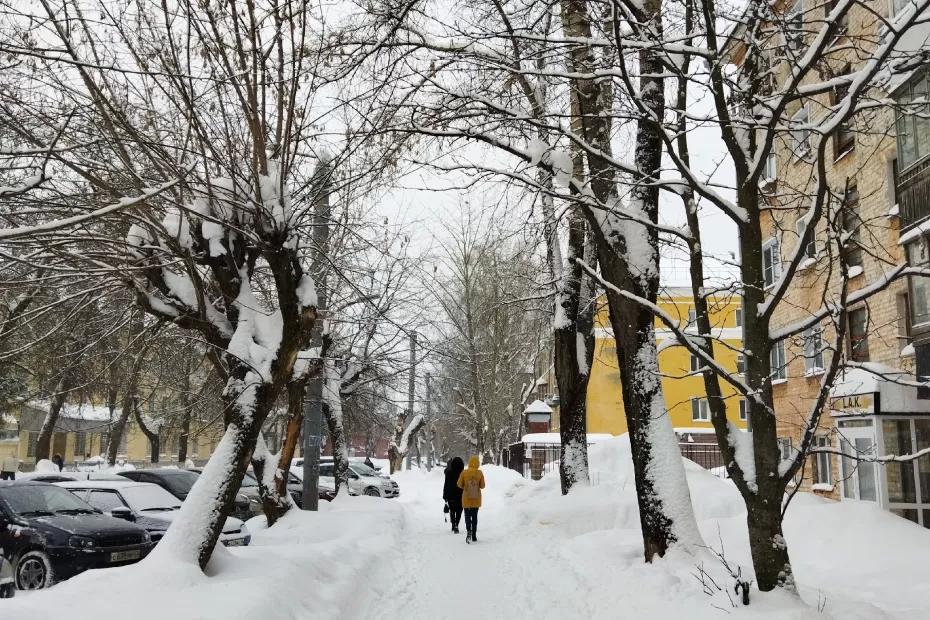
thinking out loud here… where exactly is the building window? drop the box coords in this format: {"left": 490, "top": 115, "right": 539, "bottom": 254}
{"left": 778, "top": 437, "right": 793, "bottom": 461}
{"left": 690, "top": 354, "right": 706, "bottom": 373}
{"left": 791, "top": 106, "right": 812, "bottom": 158}
{"left": 795, "top": 215, "right": 817, "bottom": 260}
{"left": 735, "top": 307, "right": 743, "bottom": 328}
{"left": 739, "top": 399, "right": 748, "bottom": 421}
{"left": 804, "top": 326, "right": 825, "bottom": 372}
{"left": 687, "top": 307, "right": 697, "bottom": 324}
{"left": 895, "top": 72, "right": 930, "bottom": 171}
{"left": 848, "top": 307, "right": 870, "bottom": 362}
{"left": 762, "top": 237, "right": 781, "bottom": 288}
{"left": 907, "top": 240, "right": 930, "bottom": 327}
{"left": 762, "top": 151, "right": 777, "bottom": 185}
{"left": 814, "top": 435, "right": 832, "bottom": 485}
{"left": 832, "top": 68, "right": 855, "bottom": 157}
{"left": 784, "top": 0, "right": 805, "bottom": 53}
{"left": 892, "top": 0, "right": 909, "bottom": 15}
{"left": 771, "top": 340, "right": 787, "bottom": 381}
{"left": 842, "top": 186, "right": 862, "bottom": 268}
{"left": 691, "top": 398, "right": 710, "bottom": 421}
{"left": 737, "top": 354, "right": 746, "bottom": 375}
{"left": 26, "top": 431, "right": 38, "bottom": 458}
{"left": 74, "top": 432, "right": 86, "bottom": 457}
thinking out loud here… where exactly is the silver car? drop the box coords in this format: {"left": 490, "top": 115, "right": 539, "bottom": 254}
{"left": 58, "top": 481, "right": 251, "bottom": 546}
{"left": 319, "top": 462, "right": 399, "bottom": 498}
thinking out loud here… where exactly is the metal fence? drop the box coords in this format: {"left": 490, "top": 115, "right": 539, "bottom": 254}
{"left": 679, "top": 442, "right": 728, "bottom": 478}
{"left": 505, "top": 440, "right": 729, "bottom": 480}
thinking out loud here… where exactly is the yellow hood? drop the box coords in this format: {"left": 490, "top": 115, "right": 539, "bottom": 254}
{"left": 468, "top": 456, "right": 480, "bottom": 469}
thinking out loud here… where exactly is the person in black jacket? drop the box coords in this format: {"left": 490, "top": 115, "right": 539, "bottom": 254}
{"left": 443, "top": 457, "right": 464, "bottom": 533}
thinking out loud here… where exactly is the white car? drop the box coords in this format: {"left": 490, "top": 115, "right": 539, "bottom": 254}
{"left": 57, "top": 481, "right": 250, "bottom": 546}
{"left": 318, "top": 462, "right": 399, "bottom": 498}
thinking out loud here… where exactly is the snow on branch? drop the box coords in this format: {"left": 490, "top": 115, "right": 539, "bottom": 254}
{"left": 395, "top": 414, "right": 425, "bottom": 454}
{"left": 0, "top": 177, "right": 184, "bottom": 240}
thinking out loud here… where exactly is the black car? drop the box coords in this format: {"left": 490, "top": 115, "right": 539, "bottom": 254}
{"left": 118, "top": 469, "right": 253, "bottom": 521}
{"left": 0, "top": 481, "right": 153, "bottom": 590}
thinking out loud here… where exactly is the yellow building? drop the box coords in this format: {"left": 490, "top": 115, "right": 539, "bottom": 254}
{"left": 1, "top": 401, "right": 227, "bottom": 470}
{"left": 552, "top": 288, "right": 747, "bottom": 437}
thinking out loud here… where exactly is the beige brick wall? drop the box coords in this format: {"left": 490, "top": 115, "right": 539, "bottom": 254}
{"left": 757, "top": 0, "right": 912, "bottom": 498}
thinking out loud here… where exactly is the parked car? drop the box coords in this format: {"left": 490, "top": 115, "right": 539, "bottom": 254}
{"left": 58, "top": 481, "right": 250, "bottom": 547}
{"left": 238, "top": 469, "right": 305, "bottom": 513}
{"left": 0, "top": 481, "right": 153, "bottom": 590}
{"left": 0, "top": 545, "right": 12, "bottom": 598}
{"left": 118, "top": 468, "right": 253, "bottom": 522}
{"left": 20, "top": 472, "right": 127, "bottom": 483}
{"left": 319, "top": 462, "right": 399, "bottom": 498}
{"left": 287, "top": 467, "right": 337, "bottom": 502}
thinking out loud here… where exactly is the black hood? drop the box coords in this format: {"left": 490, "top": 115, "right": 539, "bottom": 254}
{"left": 21, "top": 513, "right": 147, "bottom": 544}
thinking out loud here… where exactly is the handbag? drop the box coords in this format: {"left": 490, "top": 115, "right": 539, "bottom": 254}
{"left": 443, "top": 502, "right": 449, "bottom": 514}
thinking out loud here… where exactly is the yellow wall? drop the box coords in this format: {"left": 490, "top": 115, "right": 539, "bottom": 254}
{"left": 585, "top": 293, "right": 748, "bottom": 435}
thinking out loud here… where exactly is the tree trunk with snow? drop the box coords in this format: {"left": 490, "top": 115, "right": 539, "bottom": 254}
{"left": 390, "top": 413, "right": 424, "bottom": 472}
{"left": 276, "top": 377, "right": 307, "bottom": 498}
{"left": 558, "top": 0, "right": 702, "bottom": 559}
{"left": 554, "top": 210, "right": 596, "bottom": 494}
{"left": 322, "top": 360, "right": 350, "bottom": 494}
{"left": 131, "top": 397, "right": 160, "bottom": 464}
{"left": 252, "top": 434, "right": 289, "bottom": 525}
{"left": 35, "top": 373, "right": 72, "bottom": 462}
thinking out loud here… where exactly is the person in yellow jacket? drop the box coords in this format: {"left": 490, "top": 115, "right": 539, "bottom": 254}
{"left": 457, "top": 456, "right": 485, "bottom": 543}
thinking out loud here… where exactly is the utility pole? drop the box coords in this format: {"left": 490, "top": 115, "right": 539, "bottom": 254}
{"left": 302, "top": 159, "right": 331, "bottom": 511}
{"left": 405, "top": 333, "right": 416, "bottom": 470}
{"left": 425, "top": 372, "right": 433, "bottom": 471}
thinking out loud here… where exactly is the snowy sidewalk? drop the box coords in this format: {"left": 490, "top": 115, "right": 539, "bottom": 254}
{"left": 349, "top": 468, "right": 598, "bottom": 619}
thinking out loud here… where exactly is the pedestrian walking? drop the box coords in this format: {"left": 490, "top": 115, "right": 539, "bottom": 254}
{"left": 457, "top": 455, "right": 485, "bottom": 543}
{"left": 52, "top": 453, "right": 64, "bottom": 471}
{"left": 0, "top": 454, "right": 18, "bottom": 480}
{"left": 442, "top": 457, "right": 464, "bottom": 533}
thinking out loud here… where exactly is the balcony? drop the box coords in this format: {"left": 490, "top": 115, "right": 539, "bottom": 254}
{"left": 899, "top": 156, "right": 930, "bottom": 232}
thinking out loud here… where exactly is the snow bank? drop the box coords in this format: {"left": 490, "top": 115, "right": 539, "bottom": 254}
{"left": 14, "top": 436, "right": 930, "bottom": 619}
{"left": 5, "top": 497, "right": 404, "bottom": 620}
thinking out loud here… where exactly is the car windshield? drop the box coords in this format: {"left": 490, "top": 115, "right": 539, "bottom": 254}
{"left": 120, "top": 485, "right": 181, "bottom": 512}
{"left": 159, "top": 470, "right": 201, "bottom": 495}
{"left": 1, "top": 485, "right": 95, "bottom": 516}
{"left": 350, "top": 464, "right": 378, "bottom": 477}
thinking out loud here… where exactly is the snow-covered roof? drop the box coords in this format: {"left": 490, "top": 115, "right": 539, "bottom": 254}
{"left": 28, "top": 400, "right": 117, "bottom": 422}
{"left": 524, "top": 400, "right": 552, "bottom": 414}
{"left": 520, "top": 433, "right": 613, "bottom": 445}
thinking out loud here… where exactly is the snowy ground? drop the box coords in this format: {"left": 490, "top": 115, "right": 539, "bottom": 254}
{"left": 6, "top": 437, "right": 930, "bottom": 619}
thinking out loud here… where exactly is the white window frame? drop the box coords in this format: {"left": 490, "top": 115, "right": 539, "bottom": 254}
{"left": 737, "top": 353, "right": 746, "bottom": 375}
{"left": 690, "top": 353, "right": 706, "bottom": 373}
{"left": 778, "top": 437, "right": 793, "bottom": 461}
{"left": 735, "top": 307, "right": 743, "bottom": 328}
{"left": 739, "top": 399, "right": 748, "bottom": 421}
{"left": 688, "top": 307, "right": 697, "bottom": 324}
{"left": 791, "top": 105, "right": 812, "bottom": 159}
{"left": 691, "top": 398, "right": 710, "bottom": 421}
{"left": 763, "top": 237, "right": 782, "bottom": 288}
{"left": 814, "top": 435, "right": 832, "bottom": 484}
{"left": 804, "top": 326, "right": 825, "bottom": 373}
{"left": 795, "top": 215, "right": 817, "bottom": 260}
{"left": 771, "top": 340, "right": 787, "bottom": 381}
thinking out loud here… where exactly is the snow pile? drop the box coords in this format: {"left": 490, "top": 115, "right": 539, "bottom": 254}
{"left": 34, "top": 459, "right": 59, "bottom": 473}
{"left": 5, "top": 496, "right": 404, "bottom": 620}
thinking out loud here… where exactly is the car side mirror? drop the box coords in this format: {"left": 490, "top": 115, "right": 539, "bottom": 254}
{"left": 110, "top": 507, "right": 134, "bottom": 522}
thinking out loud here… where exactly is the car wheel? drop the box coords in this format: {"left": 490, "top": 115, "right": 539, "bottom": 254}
{"left": 364, "top": 487, "right": 381, "bottom": 497}
{"left": 15, "top": 551, "right": 53, "bottom": 590}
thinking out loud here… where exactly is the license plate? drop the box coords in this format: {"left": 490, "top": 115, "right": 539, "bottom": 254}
{"left": 224, "top": 537, "right": 246, "bottom": 547}
{"left": 110, "top": 549, "right": 141, "bottom": 563}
